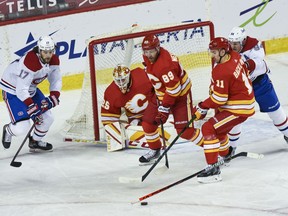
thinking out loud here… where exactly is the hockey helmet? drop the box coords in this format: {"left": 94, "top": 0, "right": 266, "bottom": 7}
{"left": 113, "top": 64, "right": 131, "bottom": 92}
{"left": 209, "top": 37, "right": 231, "bottom": 53}
{"left": 142, "top": 34, "right": 160, "bottom": 50}
{"left": 228, "top": 27, "right": 247, "bottom": 44}
{"left": 38, "top": 36, "right": 55, "bottom": 51}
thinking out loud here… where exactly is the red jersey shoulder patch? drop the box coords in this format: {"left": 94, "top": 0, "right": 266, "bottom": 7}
{"left": 242, "top": 36, "right": 259, "bottom": 52}
{"left": 23, "top": 51, "right": 42, "bottom": 72}
{"left": 49, "top": 55, "right": 60, "bottom": 66}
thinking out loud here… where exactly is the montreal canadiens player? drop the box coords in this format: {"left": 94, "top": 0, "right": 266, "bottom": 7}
{"left": 228, "top": 27, "right": 288, "bottom": 151}
{"left": 1, "top": 35, "right": 62, "bottom": 152}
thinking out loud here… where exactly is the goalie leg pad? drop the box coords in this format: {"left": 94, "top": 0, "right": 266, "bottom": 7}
{"left": 105, "top": 122, "right": 126, "bottom": 152}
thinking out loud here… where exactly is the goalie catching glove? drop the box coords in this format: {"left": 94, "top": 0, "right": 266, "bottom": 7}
{"left": 41, "top": 91, "right": 60, "bottom": 111}
{"left": 193, "top": 102, "right": 208, "bottom": 121}
{"left": 154, "top": 105, "right": 170, "bottom": 125}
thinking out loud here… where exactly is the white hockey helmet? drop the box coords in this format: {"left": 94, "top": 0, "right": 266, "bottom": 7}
{"left": 228, "top": 27, "right": 247, "bottom": 44}
{"left": 113, "top": 64, "right": 131, "bottom": 92}
{"left": 37, "top": 36, "right": 55, "bottom": 51}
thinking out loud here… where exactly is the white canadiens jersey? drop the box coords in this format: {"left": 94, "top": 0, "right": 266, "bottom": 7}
{"left": 0, "top": 50, "right": 61, "bottom": 101}
{"left": 240, "top": 36, "right": 270, "bottom": 82}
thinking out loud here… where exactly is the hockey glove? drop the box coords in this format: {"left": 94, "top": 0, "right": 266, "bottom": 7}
{"left": 193, "top": 103, "right": 208, "bottom": 121}
{"left": 41, "top": 91, "right": 60, "bottom": 111}
{"left": 27, "top": 103, "right": 43, "bottom": 125}
{"left": 154, "top": 105, "right": 170, "bottom": 125}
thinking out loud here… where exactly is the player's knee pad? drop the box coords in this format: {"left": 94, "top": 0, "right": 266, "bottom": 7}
{"left": 202, "top": 121, "right": 217, "bottom": 141}
{"left": 142, "top": 121, "right": 158, "bottom": 133}
{"left": 176, "top": 127, "right": 194, "bottom": 140}
{"left": 41, "top": 110, "right": 54, "bottom": 129}
{"left": 176, "top": 127, "right": 203, "bottom": 146}
{"left": 10, "top": 120, "right": 31, "bottom": 136}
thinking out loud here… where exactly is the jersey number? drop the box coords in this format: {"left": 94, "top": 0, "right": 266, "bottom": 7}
{"left": 162, "top": 71, "right": 174, "bottom": 83}
{"left": 215, "top": 73, "right": 252, "bottom": 94}
{"left": 242, "top": 72, "right": 253, "bottom": 94}
{"left": 102, "top": 100, "right": 110, "bottom": 110}
{"left": 19, "top": 70, "right": 29, "bottom": 79}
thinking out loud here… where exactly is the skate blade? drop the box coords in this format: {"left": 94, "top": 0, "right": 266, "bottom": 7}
{"left": 29, "top": 148, "right": 53, "bottom": 153}
{"left": 138, "top": 158, "right": 157, "bottom": 166}
{"left": 197, "top": 174, "right": 222, "bottom": 184}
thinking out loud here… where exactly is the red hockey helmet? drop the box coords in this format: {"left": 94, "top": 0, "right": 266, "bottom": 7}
{"left": 142, "top": 34, "right": 160, "bottom": 50}
{"left": 209, "top": 37, "right": 230, "bottom": 53}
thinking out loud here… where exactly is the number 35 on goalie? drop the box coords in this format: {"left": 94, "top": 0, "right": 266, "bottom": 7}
{"left": 104, "top": 122, "right": 171, "bottom": 152}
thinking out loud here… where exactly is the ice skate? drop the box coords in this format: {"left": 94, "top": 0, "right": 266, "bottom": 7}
{"left": 2, "top": 124, "right": 12, "bottom": 149}
{"left": 197, "top": 165, "right": 222, "bottom": 183}
{"left": 139, "top": 148, "right": 160, "bottom": 166}
{"left": 284, "top": 136, "right": 288, "bottom": 144}
{"left": 222, "top": 146, "right": 236, "bottom": 163}
{"left": 29, "top": 136, "right": 53, "bottom": 152}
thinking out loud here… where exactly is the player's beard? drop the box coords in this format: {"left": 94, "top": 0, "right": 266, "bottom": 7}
{"left": 43, "top": 57, "right": 51, "bottom": 63}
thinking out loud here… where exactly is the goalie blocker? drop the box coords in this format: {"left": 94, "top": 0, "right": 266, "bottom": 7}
{"left": 104, "top": 122, "right": 172, "bottom": 152}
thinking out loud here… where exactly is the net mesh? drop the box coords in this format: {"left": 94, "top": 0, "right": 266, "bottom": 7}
{"left": 63, "top": 21, "right": 214, "bottom": 141}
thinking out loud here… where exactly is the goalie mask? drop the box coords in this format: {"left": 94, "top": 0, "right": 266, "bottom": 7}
{"left": 113, "top": 64, "right": 131, "bottom": 94}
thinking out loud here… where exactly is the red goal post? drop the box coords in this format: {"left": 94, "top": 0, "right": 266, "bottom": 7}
{"left": 64, "top": 21, "right": 215, "bottom": 142}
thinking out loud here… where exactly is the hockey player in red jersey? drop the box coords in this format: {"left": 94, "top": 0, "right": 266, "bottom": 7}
{"left": 228, "top": 27, "right": 288, "bottom": 149}
{"left": 101, "top": 64, "right": 163, "bottom": 161}
{"left": 193, "top": 37, "right": 255, "bottom": 183}
{"left": 1, "top": 36, "right": 61, "bottom": 152}
{"left": 141, "top": 34, "right": 203, "bottom": 164}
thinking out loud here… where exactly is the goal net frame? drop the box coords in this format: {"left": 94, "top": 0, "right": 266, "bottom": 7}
{"left": 89, "top": 21, "right": 214, "bottom": 141}
{"left": 62, "top": 20, "right": 215, "bottom": 144}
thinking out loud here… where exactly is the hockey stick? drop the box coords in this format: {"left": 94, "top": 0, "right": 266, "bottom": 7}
{"left": 161, "top": 121, "right": 169, "bottom": 168}
{"left": 10, "top": 123, "right": 35, "bottom": 168}
{"left": 131, "top": 151, "right": 264, "bottom": 204}
{"left": 119, "top": 116, "right": 196, "bottom": 183}
{"left": 154, "top": 121, "right": 169, "bottom": 175}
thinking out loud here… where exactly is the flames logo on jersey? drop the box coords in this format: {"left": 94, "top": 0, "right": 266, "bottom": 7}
{"left": 124, "top": 94, "right": 148, "bottom": 113}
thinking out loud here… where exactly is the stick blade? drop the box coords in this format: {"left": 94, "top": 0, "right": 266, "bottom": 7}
{"left": 118, "top": 176, "right": 142, "bottom": 184}
{"left": 10, "top": 161, "right": 22, "bottom": 167}
{"left": 154, "top": 165, "right": 169, "bottom": 175}
{"left": 247, "top": 152, "right": 264, "bottom": 159}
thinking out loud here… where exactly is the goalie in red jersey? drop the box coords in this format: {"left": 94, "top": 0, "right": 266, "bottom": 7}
{"left": 101, "top": 64, "right": 165, "bottom": 160}
{"left": 193, "top": 37, "right": 255, "bottom": 183}
{"left": 140, "top": 34, "right": 203, "bottom": 165}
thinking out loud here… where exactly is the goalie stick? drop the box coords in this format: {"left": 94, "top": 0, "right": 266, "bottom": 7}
{"left": 131, "top": 151, "right": 264, "bottom": 204}
{"left": 119, "top": 116, "right": 196, "bottom": 183}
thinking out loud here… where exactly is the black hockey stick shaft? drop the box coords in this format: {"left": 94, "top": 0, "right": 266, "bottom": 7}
{"left": 141, "top": 116, "right": 196, "bottom": 182}
{"left": 137, "top": 152, "right": 248, "bottom": 203}
{"left": 160, "top": 120, "right": 169, "bottom": 168}
{"left": 10, "top": 123, "right": 35, "bottom": 167}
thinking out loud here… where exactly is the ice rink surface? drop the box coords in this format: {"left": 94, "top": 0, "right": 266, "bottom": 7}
{"left": 0, "top": 52, "right": 288, "bottom": 216}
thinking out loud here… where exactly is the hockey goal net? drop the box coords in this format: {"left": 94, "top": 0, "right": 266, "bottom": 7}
{"left": 63, "top": 21, "right": 215, "bottom": 142}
